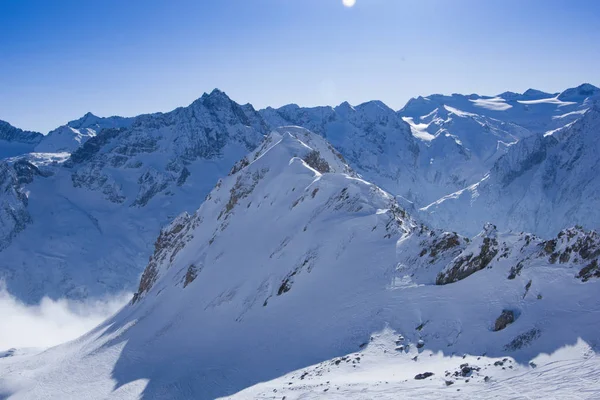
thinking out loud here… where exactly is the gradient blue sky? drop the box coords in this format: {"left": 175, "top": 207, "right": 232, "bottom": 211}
{"left": 1, "top": 0, "right": 599, "bottom": 132}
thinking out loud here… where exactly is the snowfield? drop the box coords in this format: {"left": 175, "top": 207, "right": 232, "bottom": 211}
{"left": 1, "top": 127, "right": 599, "bottom": 399}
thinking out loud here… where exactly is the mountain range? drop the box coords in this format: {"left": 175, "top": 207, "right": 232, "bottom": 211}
{"left": 1, "top": 84, "right": 598, "bottom": 304}
{"left": 1, "top": 125, "right": 599, "bottom": 399}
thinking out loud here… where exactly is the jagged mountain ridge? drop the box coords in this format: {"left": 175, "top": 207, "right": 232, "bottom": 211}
{"left": 1, "top": 127, "right": 599, "bottom": 399}
{"left": 0, "top": 120, "right": 43, "bottom": 159}
{"left": 0, "top": 89, "right": 271, "bottom": 303}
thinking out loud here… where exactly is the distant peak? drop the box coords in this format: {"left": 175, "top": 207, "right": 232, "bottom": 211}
{"left": 355, "top": 99, "right": 393, "bottom": 113}
{"left": 558, "top": 83, "right": 600, "bottom": 101}
{"left": 203, "top": 88, "right": 229, "bottom": 99}
{"left": 335, "top": 101, "right": 355, "bottom": 113}
{"left": 198, "top": 88, "right": 232, "bottom": 106}
{"left": 522, "top": 88, "right": 552, "bottom": 99}
{"left": 67, "top": 112, "right": 102, "bottom": 129}
{"left": 575, "top": 83, "right": 599, "bottom": 92}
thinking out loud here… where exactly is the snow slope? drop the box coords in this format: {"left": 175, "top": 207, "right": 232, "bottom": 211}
{"left": 1, "top": 129, "right": 599, "bottom": 399}
{"left": 420, "top": 104, "right": 600, "bottom": 237}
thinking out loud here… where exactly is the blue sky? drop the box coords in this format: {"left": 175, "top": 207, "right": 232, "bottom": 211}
{"left": 1, "top": 0, "right": 599, "bottom": 132}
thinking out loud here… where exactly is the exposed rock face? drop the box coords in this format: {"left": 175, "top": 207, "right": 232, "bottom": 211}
{"left": 12, "top": 159, "right": 51, "bottom": 185}
{"left": 0, "top": 120, "right": 42, "bottom": 145}
{"left": 183, "top": 264, "right": 200, "bottom": 288}
{"left": 303, "top": 150, "right": 330, "bottom": 174}
{"left": 436, "top": 224, "right": 499, "bottom": 285}
{"left": 414, "top": 372, "right": 434, "bottom": 380}
{"left": 577, "top": 260, "right": 600, "bottom": 282}
{"left": 494, "top": 310, "right": 515, "bottom": 332}
{"left": 132, "top": 212, "right": 198, "bottom": 303}
{"left": 504, "top": 328, "right": 541, "bottom": 351}
{"left": 0, "top": 162, "right": 32, "bottom": 250}
{"left": 398, "top": 222, "right": 600, "bottom": 289}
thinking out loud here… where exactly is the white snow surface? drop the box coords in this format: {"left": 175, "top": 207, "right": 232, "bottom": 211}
{"left": 1, "top": 129, "right": 599, "bottom": 399}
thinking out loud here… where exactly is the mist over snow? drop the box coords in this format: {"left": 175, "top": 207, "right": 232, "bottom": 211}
{"left": 0, "top": 285, "right": 130, "bottom": 349}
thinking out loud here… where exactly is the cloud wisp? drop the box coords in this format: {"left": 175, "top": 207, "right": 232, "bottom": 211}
{"left": 0, "top": 286, "right": 130, "bottom": 350}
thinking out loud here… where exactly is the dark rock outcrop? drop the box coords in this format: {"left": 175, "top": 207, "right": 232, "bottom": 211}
{"left": 494, "top": 310, "right": 515, "bottom": 332}
{"left": 414, "top": 372, "right": 434, "bottom": 380}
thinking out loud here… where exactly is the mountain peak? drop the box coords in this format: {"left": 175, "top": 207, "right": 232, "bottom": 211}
{"left": 522, "top": 88, "right": 553, "bottom": 99}
{"left": 202, "top": 88, "right": 229, "bottom": 99}
{"left": 558, "top": 83, "right": 600, "bottom": 101}
{"left": 196, "top": 88, "right": 234, "bottom": 109}
{"left": 356, "top": 99, "right": 389, "bottom": 109}
{"left": 70, "top": 112, "right": 100, "bottom": 127}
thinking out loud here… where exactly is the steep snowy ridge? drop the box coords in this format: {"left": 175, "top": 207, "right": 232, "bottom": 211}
{"left": 420, "top": 104, "right": 600, "bottom": 237}
{"left": 131, "top": 126, "right": 378, "bottom": 304}
{"left": 36, "top": 112, "right": 135, "bottom": 153}
{"left": 1, "top": 127, "right": 599, "bottom": 399}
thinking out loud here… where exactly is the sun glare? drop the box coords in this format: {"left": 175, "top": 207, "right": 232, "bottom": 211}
{"left": 342, "top": 0, "right": 356, "bottom": 7}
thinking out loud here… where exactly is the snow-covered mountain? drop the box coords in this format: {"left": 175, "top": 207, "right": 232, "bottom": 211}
{"left": 35, "top": 112, "right": 135, "bottom": 153}
{"left": 420, "top": 104, "right": 600, "bottom": 237}
{"left": 1, "top": 128, "right": 598, "bottom": 399}
{"left": 1, "top": 83, "right": 599, "bottom": 306}
{"left": 0, "top": 120, "right": 43, "bottom": 159}
{"left": 0, "top": 89, "right": 270, "bottom": 303}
